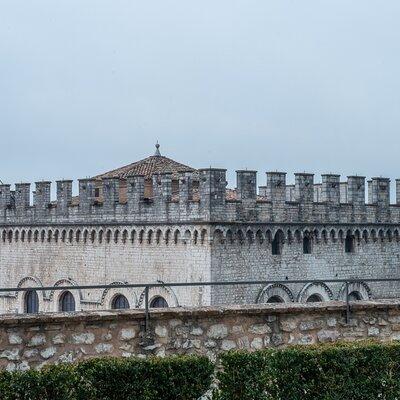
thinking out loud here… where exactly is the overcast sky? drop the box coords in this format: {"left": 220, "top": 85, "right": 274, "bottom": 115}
{"left": 1, "top": 1, "right": 400, "bottom": 198}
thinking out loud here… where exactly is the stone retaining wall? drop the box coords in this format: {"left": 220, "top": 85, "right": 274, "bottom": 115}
{"left": 2, "top": 300, "right": 400, "bottom": 371}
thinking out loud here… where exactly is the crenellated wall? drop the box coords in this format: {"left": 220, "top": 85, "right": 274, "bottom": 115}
{"left": 1, "top": 170, "right": 400, "bottom": 224}
{"left": 1, "top": 167, "right": 400, "bottom": 313}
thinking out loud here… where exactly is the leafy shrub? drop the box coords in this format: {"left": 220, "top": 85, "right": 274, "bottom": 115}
{"left": 214, "top": 341, "right": 400, "bottom": 400}
{"left": 76, "top": 355, "right": 214, "bottom": 400}
{"left": 0, "top": 355, "right": 213, "bottom": 400}
{"left": 0, "top": 364, "right": 80, "bottom": 400}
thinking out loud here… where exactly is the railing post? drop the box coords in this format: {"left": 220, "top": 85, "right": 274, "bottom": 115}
{"left": 345, "top": 281, "right": 350, "bottom": 324}
{"left": 145, "top": 285, "right": 150, "bottom": 332}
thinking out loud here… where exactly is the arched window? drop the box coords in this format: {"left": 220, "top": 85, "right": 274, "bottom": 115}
{"left": 150, "top": 296, "right": 168, "bottom": 308}
{"left": 59, "top": 291, "right": 75, "bottom": 312}
{"left": 271, "top": 231, "right": 284, "bottom": 255}
{"left": 348, "top": 291, "right": 362, "bottom": 301}
{"left": 303, "top": 235, "right": 312, "bottom": 254}
{"left": 345, "top": 233, "right": 355, "bottom": 253}
{"left": 25, "top": 290, "right": 39, "bottom": 314}
{"left": 307, "top": 294, "right": 323, "bottom": 303}
{"left": 267, "top": 295, "right": 284, "bottom": 303}
{"left": 111, "top": 294, "right": 129, "bottom": 309}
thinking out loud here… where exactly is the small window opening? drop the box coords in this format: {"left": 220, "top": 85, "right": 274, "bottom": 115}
{"left": 25, "top": 290, "right": 39, "bottom": 314}
{"left": 59, "top": 291, "right": 76, "bottom": 312}
{"left": 303, "top": 236, "right": 312, "bottom": 254}
{"left": 267, "top": 295, "right": 284, "bottom": 303}
{"left": 345, "top": 234, "right": 355, "bottom": 253}
{"left": 307, "top": 294, "right": 323, "bottom": 303}
{"left": 150, "top": 296, "right": 168, "bottom": 308}
{"left": 271, "top": 231, "right": 284, "bottom": 255}
{"left": 111, "top": 294, "right": 129, "bottom": 309}
{"left": 348, "top": 291, "right": 362, "bottom": 301}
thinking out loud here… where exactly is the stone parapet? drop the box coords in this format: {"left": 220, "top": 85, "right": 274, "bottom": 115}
{"left": 2, "top": 301, "right": 400, "bottom": 371}
{"left": 0, "top": 171, "right": 399, "bottom": 224}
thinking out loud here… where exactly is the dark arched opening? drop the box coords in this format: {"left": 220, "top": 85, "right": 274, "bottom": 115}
{"left": 59, "top": 291, "right": 76, "bottom": 312}
{"left": 272, "top": 231, "right": 284, "bottom": 255}
{"left": 303, "top": 236, "right": 312, "bottom": 254}
{"left": 112, "top": 294, "right": 130, "bottom": 309}
{"left": 348, "top": 291, "right": 362, "bottom": 301}
{"left": 25, "top": 290, "right": 39, "bottom": 314}
{"left": 345, "top": 233, "right": 355, "bottom": 253}
{"left": 267, "top": 295, "right": 284, "bottom": 303}
{"left": 307, "top": 294, "right": 323, "bottom": 303}
{"left": 150, "top": 296, "right": 168, "bottom": 308}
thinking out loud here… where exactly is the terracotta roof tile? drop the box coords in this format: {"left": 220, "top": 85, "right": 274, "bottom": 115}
{"left": 94, "top": 155, "right": 196, "bottom": 180}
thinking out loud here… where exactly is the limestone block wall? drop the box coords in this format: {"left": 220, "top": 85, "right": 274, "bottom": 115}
{"left": 210, "top": 223, "right": 400, "bottom": 304}
{"left": 1, "top": 301, "right": 400, "bottom": 371}
{"left": 0, "top": 224, "right": 211, "bottom": 314}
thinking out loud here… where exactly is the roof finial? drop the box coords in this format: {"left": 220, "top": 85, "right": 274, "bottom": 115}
{"left": 154, "top": 141, "right": 161, "bottom": 156}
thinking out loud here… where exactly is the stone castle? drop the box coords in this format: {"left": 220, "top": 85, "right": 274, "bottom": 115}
{"left": 1, "top": 144, "right": 400, "bottom": 314}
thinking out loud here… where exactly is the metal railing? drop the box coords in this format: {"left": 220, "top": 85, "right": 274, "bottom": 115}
{"left": 1, "top": 277, "right": 400, "bottom": 330}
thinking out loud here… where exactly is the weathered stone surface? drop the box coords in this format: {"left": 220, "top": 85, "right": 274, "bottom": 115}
{"left": 120, "top": 329, "right": 136, "bottom": 341}
{"left": 28, "top": 334, "right": 46, "bottom": 347}
{"left": 280, "top": 320, "right": 297, "bottom": 332}
{"left": 23, "top": 349, "right": 38, "bottom": 358}
{"left": 327, "top": 318, "right": 337, "bottom": 328}
{"left": 0, "top": 302, "right": 398, "bottom": 369}
{"left": 52, "top": 334, "right": 66, "bottom": 344}
{"left": 95, "top": 343, "right": 114, "bottom": 354}
{"left": 221, "top": 340, "right": 236, "bottom": 351}
{"left": 271, "top": 334, "right": 284, "bottom": 347}
{"left": 299, "top": 320, "right": 324, "bottom": 331}
{"left": 204, "top": 340, "right": 217, "bottom": 348}
{"left": 155, "top": 325, "right": 168, "bottom": 338}
{"left": 237, "top": 336, "right": 250, "bottom": 349}
{"left": 102, "top": 333, "right": 112, "bottom": 341}
{"left": 368, "top": 327, "right": 380, "bottom": 337}
{"left": 8, "top": 333, "right": 22, "bottom": 345}
{"left": 0, "top": 349, "right": 20, "bottom": 361}
{"left": 298, "top": 335, "right": 315, "bottom": 345}
{"left": 72, "top": 333, "right": 95, "bottom": 345}
{"left": 317, "top": 330, "right": 340, "bottom": 343}
{"left": 232, "top": 325, "right": 244, "bottom": 334}
{"left": 248, "top": 324, "right": 271, "bottom": 335}
{"left": 190, "top": 327, "right": 203, "bottom": 336}
{"left": 40, "top": 347, "right": 57, "bottom": 360}
{"left": 207, "top": 324, "right": 228, "bottom": 339}
{"left": 251, "top": 337, "right": 264, "bottom": 350}
{"left": 58, "top": 351, "right": 75, "bottom": 363}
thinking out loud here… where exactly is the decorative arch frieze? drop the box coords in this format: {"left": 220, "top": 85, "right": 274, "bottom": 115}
{"left": 256, "top": 283, "right": 294, "bottom": 304}
{"left": 297, "top": 282, "right": 333, "bottom": 303}
{"left": 136, "top": 282, "right": 178, "bottom": 308}
{"left": 337, "top": 281, "right": 372, "bottom": 301}
{"left": 100, "top": 281, "right": 137, "bottom": 309}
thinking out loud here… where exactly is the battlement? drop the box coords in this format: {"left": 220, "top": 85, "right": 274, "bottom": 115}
{"left": 1, "top": 169, "right": 400, "bottom": 225}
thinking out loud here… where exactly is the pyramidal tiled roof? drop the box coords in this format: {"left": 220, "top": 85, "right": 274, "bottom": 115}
{"left": 94, "top": 144, "right": 196, "bottom": 180}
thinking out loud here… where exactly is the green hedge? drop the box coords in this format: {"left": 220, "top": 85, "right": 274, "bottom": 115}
{"left": 0, "top": 355, "right": 214, "bottom": 400}
{"left": 213, "top": 341, "right": 400, "bottom": 400}
{"left": 4, "top": 342, "right": 400, "bottom": 399}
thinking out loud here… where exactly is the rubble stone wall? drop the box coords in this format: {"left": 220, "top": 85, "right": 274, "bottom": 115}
{"left": 1, "top": 301, "right": 400, "bottom": 371}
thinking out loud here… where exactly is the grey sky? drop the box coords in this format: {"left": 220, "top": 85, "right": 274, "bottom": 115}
{"left": 1, "top": 1, "right": 400, "bottom": 198}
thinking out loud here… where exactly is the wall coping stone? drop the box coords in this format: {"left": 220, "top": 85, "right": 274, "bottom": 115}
{"left": 1, "top": 300, "right": 400, "bottom": 327}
